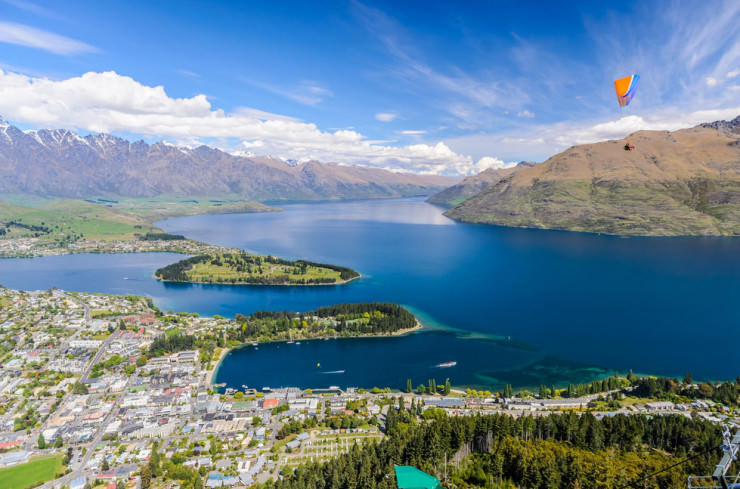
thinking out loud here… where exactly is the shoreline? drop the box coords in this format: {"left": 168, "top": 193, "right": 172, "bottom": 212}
{"left": 210, "top": 320, "right": 423, "bottom": 387}
{"left": 156, "top": 274, "right": 361, "bottom": 287}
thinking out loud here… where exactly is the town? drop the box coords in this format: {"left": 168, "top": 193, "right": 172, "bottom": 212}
{"left": 0, "top": 286, "right": 737, "bottom": 489}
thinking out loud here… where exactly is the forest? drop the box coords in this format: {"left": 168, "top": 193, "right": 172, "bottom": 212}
{"left": 263, "top": 411, "right": 723, "bottom": 489}
{"left": 232, "top": 302, "right": 417, "bottom": 342}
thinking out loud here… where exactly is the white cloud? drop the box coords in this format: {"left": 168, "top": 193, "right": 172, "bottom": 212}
{"left": 517, "top": 110, "right": 535, "bottom": 118}
{"left": 400, "top": 129, "right": 425, "bottom": 135}
{"left": 705, "top": 76, "right": 719, "bottom": 86}
{"left": 474, "top": 156, "right": 516, "bottom": 172}
{"left": 728, "top": 69, "right": 740, "bottom": 79}
{"left": 375, "top": 112, "right": 397, "bottom": 122}
{"left": 0, "top": 21, "right": 96, "bottom": 55}
{"left": 243, "top": 78, "right": 333, "bottom": 106}
{"left": 176, "top": 69, "right": 201, "bottom": 78}
{"left": 0, "top": 69, "right": 499, "bottom": 175}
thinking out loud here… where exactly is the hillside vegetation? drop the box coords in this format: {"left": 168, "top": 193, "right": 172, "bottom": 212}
{"left": 446, "top": 117, "right": 740, "bottom": 235}
{"left": 155, "top": 252, "right": 360, "bottom": 285}
{"left": 0, "top": 199, "right": 161, "bottom": 244}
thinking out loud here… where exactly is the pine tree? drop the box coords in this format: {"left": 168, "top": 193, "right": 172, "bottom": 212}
{"left": 444, "top": 378, "right": 451, "bottom": 396}
{"left": 406, "top": 378, "right": 412, "bottom": 393}
{"left": 37, "top": 433, "right": 45, "bottom": 449}
{"left": 504, "top": 384, "right": 513, "bottom": 398}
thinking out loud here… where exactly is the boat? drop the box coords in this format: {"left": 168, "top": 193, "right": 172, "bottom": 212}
{"left": 437, "top": 361, "right": 457, "bottom": 368}
{"left": 251, "top": 342, "right": 258, "bottom": 346}
{"left": 295, "top": 341, "right": 301, "bottom": 345}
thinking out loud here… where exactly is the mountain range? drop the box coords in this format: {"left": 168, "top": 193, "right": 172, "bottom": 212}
{"left": 0, "top": 118, "right": 455, "bottom": 202}
{"left": 427, "top": 161, "right": 536, "bottom": 207}
{"left": 444, "top": 116, "right": 740, "bottom": 235}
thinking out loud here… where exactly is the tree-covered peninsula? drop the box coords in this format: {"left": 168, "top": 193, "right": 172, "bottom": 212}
{"left": 231, "top": 302, "right": 419, "bottom": 343}
{"left": 154, "top": 251, "right": 359, "bottom": 285}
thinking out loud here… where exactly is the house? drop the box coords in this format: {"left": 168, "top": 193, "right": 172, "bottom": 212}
{"left": 262, "top": 398, "right": 279, "bottom": 409}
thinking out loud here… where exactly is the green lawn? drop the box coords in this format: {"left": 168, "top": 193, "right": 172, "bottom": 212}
{"left": 0, "top": 454, "right": 65, "bottom": 489}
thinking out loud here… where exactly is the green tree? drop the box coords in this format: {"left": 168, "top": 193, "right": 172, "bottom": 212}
{"left": 504, "top": 384, "right": 513, "bottom": 398}
{"left": 101, "top": 458, "right": 110, "bottom": 471}
{"left": 37, "top": 433, "right": 45, "bottom": 449}
{"left": 444, "top": 378, "right": 451, "bottom": 396}
{"left": 406, "top": 378, "right": 412, "bottom": 393}
{"left": 141, "top": 465, "right": 152, "bottom": 489}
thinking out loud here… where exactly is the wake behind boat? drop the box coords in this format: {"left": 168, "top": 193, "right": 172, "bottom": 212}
{"left": 321, "top": 370, "right": 346, "bottom": 374}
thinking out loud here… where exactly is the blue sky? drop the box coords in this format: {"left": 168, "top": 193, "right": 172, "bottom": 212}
{"left": 1, "top": 0, "right": 739, "bottom": 174}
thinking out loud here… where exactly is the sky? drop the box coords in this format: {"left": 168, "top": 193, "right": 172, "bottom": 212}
{"left": 0, "top": 0, "right": 739, "bottom": 175}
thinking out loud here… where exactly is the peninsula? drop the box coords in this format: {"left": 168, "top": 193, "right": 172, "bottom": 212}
{"left": 154, "top": 252, "right": 360, "bottom": 285}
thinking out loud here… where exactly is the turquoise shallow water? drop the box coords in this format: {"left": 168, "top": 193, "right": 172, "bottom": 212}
{"left": 1, "top": 197, "right": 740, "bottom": 389}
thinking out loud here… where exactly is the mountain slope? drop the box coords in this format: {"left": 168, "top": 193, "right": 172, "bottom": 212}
{"left": 0, "top": 118, "right": 455, "bottom": 201}
{"left": 427, "top": 161, "right": 536, "bottom": 207}
{"left": 446, "top": 116, "right": 740, "bottom": 236}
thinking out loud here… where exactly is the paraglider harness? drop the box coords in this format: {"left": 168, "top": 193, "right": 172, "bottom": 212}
{"left": 624, "top": 143, "right": 634, "bottom": 151}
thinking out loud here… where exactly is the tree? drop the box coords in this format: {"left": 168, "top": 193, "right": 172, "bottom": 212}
{"left": 406, "top": 378, "right": 413, "bottom": 393}
{"left": 101, "top": 458, "right": 110, "bottom": 471}
{"left": 54, "top": 436, "right": 63, "bottom": 448}
{"left": 504, "top": 384, "right": 513, "bottom": 398}
{"left": 684, "top": 373, "right": 693, "bottom": 385}
{"left": 116, "top": 480, "right": 125, "bottom": 489}
{"left": 37, "top": 433, "right": 46, "bottom": 449}
{"left": 444, "top": 378, "right": 451, "bottom": 396}
{"left": 141, "top": 465, "right": 152, "bottom": 489}
{"left": 627, "top": 369, "right": 635, "bottom": 382}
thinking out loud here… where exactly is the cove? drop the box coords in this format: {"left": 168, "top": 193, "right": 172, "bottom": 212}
{"left": 1, "top": 197, "right": 740, "bottom": 388}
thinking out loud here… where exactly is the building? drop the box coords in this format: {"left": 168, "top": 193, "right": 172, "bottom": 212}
{"left": 262, "top": 398, "right": 279, "bottom": 409}
{"left": 70, "top": 475, "right": 87, "bottom": 489}
{"left": 394, "top": 465, "right": 441, "bottom": 489}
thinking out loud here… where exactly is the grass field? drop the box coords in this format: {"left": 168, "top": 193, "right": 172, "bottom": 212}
{"left": 0, "top": 199, "right": 160, "bottom": 242}
{"left": 0, "top": 454, "right": 65, "bottom": 489}
{"left": 82, "top": 196, "right": 276, "bottom": 220}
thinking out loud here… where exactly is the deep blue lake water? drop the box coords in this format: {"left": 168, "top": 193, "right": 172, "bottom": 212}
{"left": 1, "top": 197, "right": 739, "bottom": 390}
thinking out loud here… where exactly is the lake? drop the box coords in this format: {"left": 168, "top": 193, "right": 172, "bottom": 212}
{"left": 1, "top": 197, "right": 739, "bottom": 390}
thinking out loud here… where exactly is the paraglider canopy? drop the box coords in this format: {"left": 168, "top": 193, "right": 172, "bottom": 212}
{"left": 614, "top": 74, "right": 640, "bottom": 107}
{"left": 624, "top": 143, "right": 634, "bottom": 151}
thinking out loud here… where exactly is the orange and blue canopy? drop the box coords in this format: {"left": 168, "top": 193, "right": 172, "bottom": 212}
{"left": 614, "top": 74, "right": 639, "bottom": 107}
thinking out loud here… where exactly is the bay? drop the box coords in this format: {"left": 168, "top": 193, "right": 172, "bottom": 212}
{"left": 1, "top": 197, "right": 739, "bottom": 389}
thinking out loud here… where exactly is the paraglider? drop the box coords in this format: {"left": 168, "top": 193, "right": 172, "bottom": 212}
{"left": 614, "top": 74, "right": 639, "bottom": 107}
{"left": 615, "top": 74, "right": 640, "bottom": 149}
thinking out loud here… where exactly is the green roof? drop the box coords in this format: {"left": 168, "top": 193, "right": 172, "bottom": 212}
{"left": 394, "top": 465, "right": 441, "bottom": 489}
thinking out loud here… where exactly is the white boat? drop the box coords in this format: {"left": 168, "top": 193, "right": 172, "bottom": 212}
{"left": 437, "top": 361, "right": 457, "bottom": 368}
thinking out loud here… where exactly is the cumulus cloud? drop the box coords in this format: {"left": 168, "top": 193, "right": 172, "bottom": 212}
{"left": 375, "top": 112, "right": 397, "bottom": 122}
{"left": 0, "top": 21, "right": 96, "bottom": 55}
{"left": 0, "top": 69, "right": 501, "bottom": 175}
{"left": 474, "top": 156, "right": 516, "bottom": 172}
{"left": 706, "top": 76, "right": 719, "bottom": 86}
{"left": 400, "top": 129, "right": 426, "bottom": 135}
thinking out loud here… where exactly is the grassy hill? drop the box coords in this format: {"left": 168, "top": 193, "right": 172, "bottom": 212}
{"left": 0, "top": 199, "right": 161, "bottom": 243}
{"left": 155, "top": 252, "right": 360, "bottom": 285}
{"left": 446, "top": 118, "right": 740, "bottom": 235}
